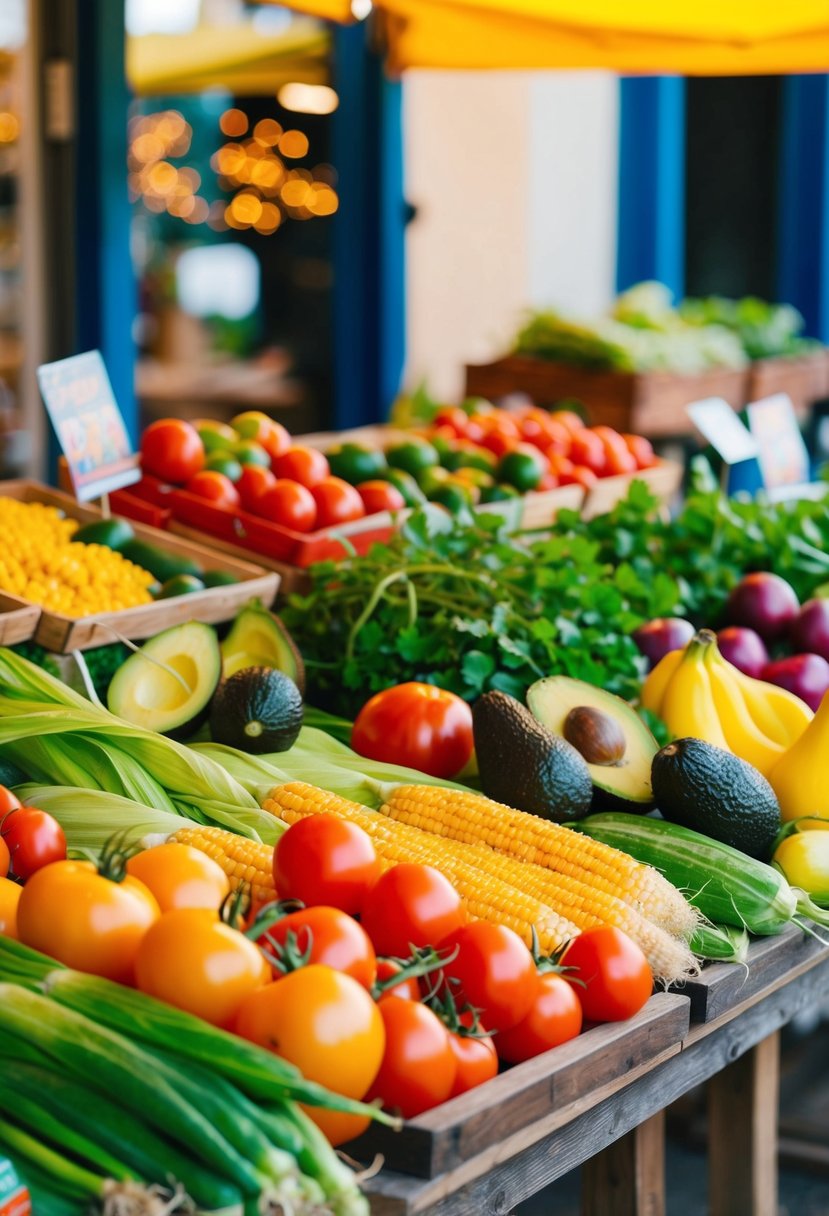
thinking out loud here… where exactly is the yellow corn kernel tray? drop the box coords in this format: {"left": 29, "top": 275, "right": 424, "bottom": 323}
{"left": 0, "top": 481, "right": 280, "bottom": 653}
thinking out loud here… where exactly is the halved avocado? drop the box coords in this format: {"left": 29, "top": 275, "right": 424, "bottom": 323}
{"left": 107, "top": 621, "right": 221, "bottom": 739}
{"left": 221, "top": 599, "right": 306, "bottom": 695}
{"left": 210, "top": 666, "right": 303, "bottom": 753}
{"left": 527, "top": 676, "right": 658, "bottom": 810}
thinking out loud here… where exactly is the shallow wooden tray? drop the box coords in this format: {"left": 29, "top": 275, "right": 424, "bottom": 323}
{"left": 0, "top": 598, "right": 41, "bottom": 644}
{"left": 0, "top": 480, "right": 279, "bottom": 652}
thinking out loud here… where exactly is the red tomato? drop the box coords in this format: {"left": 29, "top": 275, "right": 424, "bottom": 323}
{"left": 496, "top": 973, "right": 583, "bottom": 1062}
{"left": 0, "top": 836, "right": 8, "bottom": 880}
{"left": 141, "top": 419, "right": 205, "bottom": 484}
{"left": 312, "top": 477, "right": 366, "bottom": 529}
{"left": 0, "top": 787, "right": 20, "bottom": 815}
{"left": 367, "top": 998, "right": 456, "bottom": 1118}
{"left": 261, "top": 421, "right": 291, "bottom": 461}
{"left": 447, "top": 1016, "right": 498, "bottom": 1096}
{"left": 570, "top": 464, "right": 598, "bottom": 490}
{"left": 479, "top": 430, "right": 519, "bottom": 459}
{"left": 560, "top": 927, "right": 653, "bottom": 1022}
{"left": 433, "top": 407, "right": 470, "bottom": 439}
{"left": 623, "top": 434, "right": 657, "bottom": 469}
{"left": 257, "top": 480, "right": 317, "bottom": 532}
{"left": 2, "top": 808, "right": 66, "bottom": 880}
{"left": 185, "top": 470, "right": 240, "bottom": 510}
{"left": 569, "top": 430, "right": 607, "bottom": 475}
{"left": 237, "top": 464, "right": 277, "bottom": 512}
{"left": 374, "top": 958, "right": 421, "bottom": 1003}
{"left": 361, "top": 864, "right": 464, "bottom": 958}
{"left": 356, "top": 480, "right": 406, "bottom": 515}
{"left": 546, "top": 453, "right": 576, "bottom": 484}
{"left": 273, "top": 445, "right": 330, "bottom": 488}
{"left": 258, "top": 905, "right": 377, "bottom": 989}
{"left": 536, "top": 471, "right": 559, "bottom": 492}
{"left": 549, "top": 410, "right": 586, "bottom": 435}
{"left": 351, "top": 682, "right": 474, "bottom": 779}
{"left": 274, "top": 814, "right": 380, "bottom": 916}
{"left": 439, "top": 922, "right": 537, "bottom": 1032}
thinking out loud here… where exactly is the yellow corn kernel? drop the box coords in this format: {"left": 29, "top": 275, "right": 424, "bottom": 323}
{"left": 168, "top": 825, "right": 276, "bottom": 908}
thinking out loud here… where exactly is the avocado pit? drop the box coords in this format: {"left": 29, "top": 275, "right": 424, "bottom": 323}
{"left": 563, "top": 705, "right": 627, "bottom": 766}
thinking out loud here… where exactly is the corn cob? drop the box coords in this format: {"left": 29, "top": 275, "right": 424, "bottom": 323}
{"left": 168, "top": 826, "right": 276, "bottom": 908}
{"left": 381, "top": 785, "right": 696, "bottom": 940}
{"left": 262, "top": 782, "right": 580, "bottom": 956}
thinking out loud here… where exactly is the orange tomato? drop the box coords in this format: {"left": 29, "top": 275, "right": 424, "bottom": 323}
{"left": 0, "top": 877, "right": 20, "bottom": 939}
{"left": 272, "top": 446, "right": 330, "bottom": 488}
{"left": 237, "top": 464, "right": 277, "bottom": 512}
{"left": 0, "top": 836, "right": 8, "bottom": 880}
{"left": 126, "top": 843, "right": 230, "bottom": 913}
{"left": 432, "top": 407, "right": 471, "bottom": 439}
{"left": 185, "top": 470, "right": 241, "bottom": 510}
{"left": 356, "top": 480, "right": 406, "bottom": 515}
{"left": 18, "top": 861, "right": 160, "bottom": 983}
{"left": 311, "top": 477, "right": 366, "bottom": 529}
{"left": 549, "top": 409, "right": 586, "bottom": 435}
{"left": 141, "top": 419, "right": 205, "bottom": 484}
{"left": 135, "top": 908, "right": 268, "bottom": 1027}
{"left": 623, "top": 433, "right": 657, "bottom": 469}
{"left": 235, "top": 965, "right": 385, "bottom": 1098}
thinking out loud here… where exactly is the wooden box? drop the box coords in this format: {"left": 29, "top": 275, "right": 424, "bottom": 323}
{"left": 0, "top": 481, "right": 279, "bottom": 652}
{"left": 746, "top": 351, "right": 829, "bottom": 418}
{"left": 0, "top": 598, "right": 40, "bottom": 645}
{"left": 464, "top": 355, "right": 750, "bottom": 439}
{"left": 349, "top": 993, "right": 690, "bottom": 1180}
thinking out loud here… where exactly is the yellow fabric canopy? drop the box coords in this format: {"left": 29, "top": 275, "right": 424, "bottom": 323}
{"left": 127, "top": 21, "right": 330, "bottom": 96}
{"left": 259, "top": 0, "right": 829, "bottom": 74}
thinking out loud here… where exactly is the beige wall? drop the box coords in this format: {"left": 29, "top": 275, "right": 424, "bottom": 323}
{"left": 403, "top": 71, "right": 619, "bottom": 401}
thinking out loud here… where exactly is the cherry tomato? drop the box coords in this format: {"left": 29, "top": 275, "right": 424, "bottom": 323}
{"left": 135, "top": 907, "right": 268, "bottom": 1027}
{"left": 520, "top": 414, "right": 571, "bottom": 455}
{"left": 447, "top": 1015, "right": 498, "bottom": 1096}
{"left": 433, "top": 407, "right": 471, "bottom": 439}
{"left": 126, "top": 843, "right": 230, "bottom": 913}
{"left": 549, "top": 410, "right": 585, "bottom": 435}
{"left": 272, "top": 445, "right": 330, "bottom": 488}
{"left": 141, "top": 419, "right": 205, "bottom": 484}
{"left": 351, "top": 682, "right": 474, "bottom": 779}
{"left": 19, "top": 860, "right": 159, "bottom": 983}
{"left": 356, "top": 480, "right": 407, "bottom": 515}
{"left": 479, "top": 429, "right": 520, "bottom": 459}
{"left": 537, "top": 471, "right": 559, "bottom": 492}
{"left": 304, "top": 1107, "right": 371, "bottom": 1148}
{"left": 367, "top": 998, "right": 456, "bottom": 1118}
{"left": 312, "top": 477, "right": 366, "bottom": 529}
{"left": 274, "top": 814, "right": 380, "bottom": 916}
{"left": 0, "top": 787, "right": 20, "bottom": 815}
{"left": 623, "top": 434, "right": 657, "bottom": 469}
{"left": 0, "top": 877, "right": 20, "bottom": 939}
{"left": 592, "top": 427, "right": 638, "bottom": 476}
{"left": 232, "top": 412, "right": 291, "bottom": 461}
{"left": 237, "top": 464, "right": 277, "bottom": 512}
{"left": 361, "top": 864, "right": 464, "bottom": 958}
{"left": 0, "top": 836, "right": 8, "bottom": 880}
{"left": 257, "top": 479, "right": 317, "bottom": 531}
{"left": 560, "top": 927, "right": 653, "bottom": 1022}
{"left": 569, "top": 430, "right": 607, "bottom": 475}
{"left": 236, "top": 965, "right": 385, "bottom": 1098}
{"left": 546, "top": 453, "right": 576, "bottom": 484}
{"left": 570, "top": 464, "right": 598, "bottom": 490}
{"left": 185, "top": 470, "right": 240, "bottom": 510}
{"left": 496, "top": 973, "right": 583, "bottom": 1063}
{"left": 374, "top": 958, "right": 421, "bottom": 1002}
{"left": 439, "top": 922, "right": 537, "bottom": 1031}
{"left": 2, "top": 807, "right": 66, "bottom": 880}
{"left": 258, "top": 905, "right": 377, "bottom": 989}
{"left": 260, "top": 421, "right": 291, "bottom": 461}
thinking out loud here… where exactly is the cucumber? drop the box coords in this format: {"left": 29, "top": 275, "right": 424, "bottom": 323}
{"left": 156, "top": 573, "right": 206, "bottom": 599}
{"left": 72, "top": 518, "right": 135, "bottom": 551}
{"left": 690, "top": 923, "right": 750, "bottom": 963}
{"left": 120, "top": 538, "right": 203, "bottom": 583}
{"left": 203, "top": 569, "right": 240, "bottom": 588}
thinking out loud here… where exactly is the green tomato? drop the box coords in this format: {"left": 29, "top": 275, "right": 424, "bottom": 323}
{"left": 326, "top": 442, "right": 387, "bottom": 485}
{"left": 386, "top": 439, "right": 439, "bottom": 478}
{"left": 496, "top": 448, "right": 546, "bottom": 493}
{"left": 205, "top": 451, "right": 243, "bottom": 482}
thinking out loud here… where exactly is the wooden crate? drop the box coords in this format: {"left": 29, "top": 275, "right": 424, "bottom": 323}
{"left": 0, "top": 598, "right": 40, "bottom": 644}
{"left": 747, "top": 351, "right": 829, "bottom": 417}
{"left": 0, "top": 481, "right": 279, "bottom": 652}
{"left": 464, "top": 355, "right": 749, "bottom": 438}
{"left": 582, "top": 461, "right": 684, "bottom": 520}
{"left": 348, "top": 993, "right": 690, "bottom": 1180}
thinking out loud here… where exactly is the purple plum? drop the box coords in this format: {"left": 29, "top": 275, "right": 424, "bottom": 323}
{"left": 726, "top": 572, "right": 800, "bottom": 642}
{"left": 790, "top": 599, "right": 829, "bottom": 663}
{"left": 761, "top": 654, "right": 829, "bottom": 712}
{"left": 716, "top": 627, "right": 770, "bottom": 679}
{"left": 632, "top": 617, "right": 695, "bottom": 670}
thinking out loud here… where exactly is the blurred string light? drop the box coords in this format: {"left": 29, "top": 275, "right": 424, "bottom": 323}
{"left": 277, "top": 83, "right": 339, "bottom": 115}
{"left": 0, "top": 112, "right": 20, "bottom": 143}
{"left": 130, "top": 105, "right": 338, "bottom": 234}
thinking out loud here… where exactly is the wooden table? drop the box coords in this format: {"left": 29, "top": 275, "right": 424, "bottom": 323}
{"left": 361, "top": 928, "right": 829, "bottom": 1216}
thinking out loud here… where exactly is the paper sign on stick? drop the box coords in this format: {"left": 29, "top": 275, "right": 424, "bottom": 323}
{"left": 686, "top": 397, "right": 759, "bottom": 465}
{"left": 747, "top": 393, "right": 810, "bottom": 491}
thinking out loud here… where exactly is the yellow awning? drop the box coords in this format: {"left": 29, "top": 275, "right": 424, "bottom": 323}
{"left": 259, "top": 0, "right": 829, "bottom": 74}
{"left": 127, "top": 21, "right": 330, "bottom": 96}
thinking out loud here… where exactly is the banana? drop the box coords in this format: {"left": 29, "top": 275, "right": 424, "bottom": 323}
{"left": 640, "top": 649, "right": 683, "bottom": 716}
{"left": 703, "top": 644, "right": 784, "bottom": 776}
{"left": 726, "top": 666, "right": 813, "bottom": 748}
{"left": 659, "top": 640, "right": 730, "bottom": 749}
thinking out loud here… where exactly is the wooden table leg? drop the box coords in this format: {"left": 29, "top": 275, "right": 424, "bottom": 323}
{"left": 708, "top": 1030, "right": 780, "bottom": 1216}
{"left": 581, "top": 1110, "right": 665, "bottom": 1216}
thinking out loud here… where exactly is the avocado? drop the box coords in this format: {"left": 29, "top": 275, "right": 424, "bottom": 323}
{"left": 210, "top": 667, "right": 303, "bottom": 754}
{"left": 202, "top": 570, "right": 240, "bottom": 589}
{"left": 157, "top": 574, "right": 205, "bottom": 599}
{"left": 651, "top": 737, "right": 781, "bottom": 859}
{"left": 120, "top": 539, "right": 203, "bottom": 584}
{"left": 107, "top": 621, "right": 222, "bottom": 739}
{"left": 72, "top": 518, "right": 135, "bottom": 551}
{"left": 221, "top": 599, "right": 306, "bottom": 694}
{"left": 527, "top": 676, "right": 658, "bottom": 811}
{"left": 472, "top": 690, "right": 592, "bottom": 822}
{"left": 0, "top": 756, "right": 27, "bottom": 787}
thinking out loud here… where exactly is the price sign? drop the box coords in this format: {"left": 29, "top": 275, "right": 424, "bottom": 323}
{"left": 37, "top": 351, "right": 141, "bottom": 502}
{"left": 686, "top": 397, "right": 759, "bottom": 465}
{"left": 747, "top": 393, "right": 811, "bottom": 491}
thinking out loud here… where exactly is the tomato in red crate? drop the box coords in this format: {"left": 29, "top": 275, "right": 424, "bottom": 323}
{"left": 351, "top": 682, "right": 474, "bottom": 779}
{"left": 185, "top": 470, "right": 241, "bottom": 510}
{"left": 312, "top": 477, "right": 366, "bottom": 529}
{"left": 237, "top": 464, "right": 277, "bottom": 512}
{"left": 273, "top": 445, "right": 330, "bottom": 487}
{"left": 274, "top": 813, "right": 380, "bottom": 916}
{"left": 257, "top": 480, "right": 317, "bottom": 532}
{"left": 141, "top": 419, "right": 204, "bottom": 484}
{"left": 357, "top": 480, "right": 406, "bottom": 515}
{"left": 361, "top": 864, "right": 464, "bottom": 958}
{"left": 496, "top": 972, "right": 583, "bottom": 1063}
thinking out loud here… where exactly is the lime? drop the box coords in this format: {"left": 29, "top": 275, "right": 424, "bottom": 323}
{"left": 205, "top": 451, "right": 243, "bottom": 482}
{"left": 496, "top": 447, "right": 546, "bottom": 493}
{"left": 327, "top": 442, "right": 387, "bottom": 485}
{"left": 442, "top": 444, "right": 496, "bottom": 474}
{"left": 480, "top": 483, "right": 520, "bottom": 504}
{"left": 386, "top": 439, "right": 439, "bottom": 478}
{"left": 233, "top": 441, "right": 271, "bottom": 468}
{"left": 195, "top": 419, "right": 237, "bottom": 453}
{"left": 429, "top": 482, "right": 474, "bottom": 514}
{"left": 431, "top": 435, "right": 456, "bottom": 464}
{"left": 157, "top": 574, "right": 206, "bottom": 599}
{"left": 384, "top": 468, "right": 426, "bottom": 506}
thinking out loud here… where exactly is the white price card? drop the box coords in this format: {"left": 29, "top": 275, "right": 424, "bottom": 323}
{"left": 686, "top": 397, "right": 759, "bottom": 466}
{"left": 747, "top": 393, "right": 811, "bottom": 491}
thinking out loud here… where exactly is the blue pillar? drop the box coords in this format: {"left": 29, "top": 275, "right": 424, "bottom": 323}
{"left": 332, "top": 25, "right": 406, "bottom": 429}
{"left": 777, "top": 76, "right": 829, "bottom": 342}
{"left": 617, "top": 77, "right": 686, "bottom": 298}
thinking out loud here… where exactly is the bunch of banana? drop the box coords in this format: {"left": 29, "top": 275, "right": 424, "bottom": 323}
{"left": 641, "top": 629, "right": 813, "bottom": 777}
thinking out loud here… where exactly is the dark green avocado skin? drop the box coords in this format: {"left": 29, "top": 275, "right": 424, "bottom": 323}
{"left": 472, "top": 691, "right": 593, "bottom": 822}
{"left": 210, "top": 667, "right": 303, "bottom": 754}
{"left": 651, "top": 737, "right": 781, "bottom": 859}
